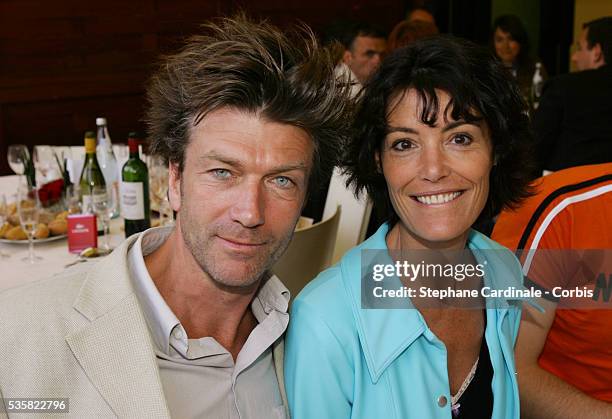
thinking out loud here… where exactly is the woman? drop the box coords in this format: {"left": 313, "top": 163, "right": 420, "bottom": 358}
{"left": 491, "top": 14, "right": 546, "bottom": 105}
{"left": 285, "top": 36, "right": 535, "bottom": 418}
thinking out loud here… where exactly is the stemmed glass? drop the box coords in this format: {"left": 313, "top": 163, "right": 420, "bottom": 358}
{"left": 0, "top": 194, "right": 8, "bottom": 258}
{"left": 17, "top": 183, "right": 42, "bottom": 264}
{"left": 7, "top": 145, "right": 30, "bottom": 175}
{"left": 33, "top": 145, "right": 58, "bottom": 185}
{"left": 149, "top": 156, "right": 172, "bottom": 226}
{"left": 92, "top": 185, "right": 113, "bottom": 250}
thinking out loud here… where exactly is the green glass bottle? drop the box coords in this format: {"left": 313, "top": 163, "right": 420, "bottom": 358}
{"left": 79, "top": 131, "right": 106, "bottom": 235}
{"left": 121, "top": 133, "right": 150, "bottom": 237}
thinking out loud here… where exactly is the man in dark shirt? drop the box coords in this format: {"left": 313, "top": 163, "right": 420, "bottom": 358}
{"left": 533, "top": 17, "right": 612, "bottom": 172}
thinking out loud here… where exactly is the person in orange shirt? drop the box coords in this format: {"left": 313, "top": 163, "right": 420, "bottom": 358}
{"left": 492, "top": 163, "right": 612, "bottom": 418}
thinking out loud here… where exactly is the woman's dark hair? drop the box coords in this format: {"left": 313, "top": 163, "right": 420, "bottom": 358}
{"left": 492, "top": 14, "right": 530, "bottom": 66}
{"left": 345, "top": 35, "right": 535, "bottom": 226}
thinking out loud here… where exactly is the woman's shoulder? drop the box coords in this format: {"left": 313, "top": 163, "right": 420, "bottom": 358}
{"left": 469, "top": 229, "right": 524, "bottom": 285}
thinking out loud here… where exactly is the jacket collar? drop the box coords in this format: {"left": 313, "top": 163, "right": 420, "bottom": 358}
{"left": 340, "top": 223, "right": 531, "bottom": 383}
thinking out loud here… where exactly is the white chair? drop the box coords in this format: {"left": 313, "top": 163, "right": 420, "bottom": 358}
{"left": 272, "top": 205, "right": 341, "bottom": 299}
{"left": 322, "top": 167, "right": 372, "bottom": 263}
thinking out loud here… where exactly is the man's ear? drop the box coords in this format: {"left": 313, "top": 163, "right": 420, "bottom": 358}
{"left": 592, "top": 42, "right": 604, "bottom": 64}
{"left": 342, "top": 49, "right": 353, "bottom": 65}
{"left": 168, "top": 161, "right": 182, "bottom": 212}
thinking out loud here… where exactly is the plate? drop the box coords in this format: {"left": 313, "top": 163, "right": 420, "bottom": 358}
{"left": 0, "top": 234, "right": 67, "bottom": 244}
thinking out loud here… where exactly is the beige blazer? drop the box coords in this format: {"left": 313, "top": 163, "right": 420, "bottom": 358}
{"left": 0, "top": 235, "right": 289, "bottom": 418}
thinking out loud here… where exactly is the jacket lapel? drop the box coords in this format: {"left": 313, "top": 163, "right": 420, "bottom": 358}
{"left": 341, "top": 225, "right": 426, "bottom": 384}
{"left": 66, "top": 236, "right": 170, "bottom": 418}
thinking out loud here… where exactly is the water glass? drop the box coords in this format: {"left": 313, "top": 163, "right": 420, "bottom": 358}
{"left": 92, "top": 186, "right": 113, "bottom": 250}
{"left": 17, "top": 184, "right": 42, "bottom": 264}
{"left": 7, "top": 145, "right": 30, "bottom": 175}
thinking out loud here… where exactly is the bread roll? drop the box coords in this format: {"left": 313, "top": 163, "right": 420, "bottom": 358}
{"left": 0, "top": 223, "right": 11, "bottom": 238}
{"left": 34, "top": 223, "right": 50, "bottom": 239}
{"left": 5, "top": 226, "right": 27, "bottom": 240}
{"left": 48, "top": 219, "right": 68, "bottom": 235}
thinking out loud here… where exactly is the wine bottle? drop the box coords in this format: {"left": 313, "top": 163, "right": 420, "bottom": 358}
{"left": 121, "top": 133, "right": 150, "bottom": 237}
{"left": 95, "top": 117, "right": 119, "bottom": 218}
{"left": 79, "top": 131, "right": 106, "bottom": 234}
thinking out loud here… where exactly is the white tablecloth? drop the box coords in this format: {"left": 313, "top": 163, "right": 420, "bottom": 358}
{"left": 0, "top": 175, "right": 124, "bottom": 292}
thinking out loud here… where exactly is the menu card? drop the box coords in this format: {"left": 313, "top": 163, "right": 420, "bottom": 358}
{"left": 67, "top": 214, "right": 97, "bottom": 253}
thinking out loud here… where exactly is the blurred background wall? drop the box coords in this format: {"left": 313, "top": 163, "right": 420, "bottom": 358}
{"left": 1, "top": 0, "right": 611, "bottom": 175}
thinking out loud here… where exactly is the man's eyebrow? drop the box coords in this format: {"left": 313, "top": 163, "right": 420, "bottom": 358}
{"left": 199, "top": 152, "right": 308, "bottom": 173}
{"left": 267, "top": 163, "right": 309, "bottom": 175}
{"left": 198, "top": 153, "right": 243, "bottom": 168}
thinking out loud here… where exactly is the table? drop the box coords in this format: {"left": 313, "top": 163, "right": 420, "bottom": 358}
{"left": 0, "top": 175, "right": 125, "bottom": 292}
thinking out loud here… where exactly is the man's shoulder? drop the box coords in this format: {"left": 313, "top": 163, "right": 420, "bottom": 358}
{"left": 546, "top": 66, "right": 611, "bottom": 92}
{"left": 0, "top": 263, "right": 92, "bottom": 323}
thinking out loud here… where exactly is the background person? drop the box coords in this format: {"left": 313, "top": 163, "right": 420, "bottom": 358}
{"left": 337, "top": 21, "right": 387, "bottom": 87}
{"left": 533, "top": 17, "right": 612, "bottom": 173}
{"left": 407, "top": 7, "right": 436, "bottom": 25}
{"left": 492, "top": 162, "right": 612, "bottom": 418}
{"left": 387, "top": 19, "right": 439, "bottom": 51}
{"left": 285, "top": 36, "right": 535, "bottom": 419}
{"left": 492, "top": 163, "right": 612, "bottom": 419}
{"left": 491, "top": 14, "right": 546, "bottom": 105}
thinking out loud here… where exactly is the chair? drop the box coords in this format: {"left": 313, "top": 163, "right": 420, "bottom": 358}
{"left": 272, "top": 205, "right": 341, "bottom": 300}
{"left": 322, "top": 167, "right": 372, "bottom": 263}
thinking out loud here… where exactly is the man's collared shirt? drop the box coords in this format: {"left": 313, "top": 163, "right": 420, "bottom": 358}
{"left": 127, "top": 227, "right": 290, "bottom": 419}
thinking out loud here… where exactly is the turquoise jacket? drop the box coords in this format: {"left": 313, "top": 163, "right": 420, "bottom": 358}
{"left": 285, "top": 224, "right": 528, "bottom": 419}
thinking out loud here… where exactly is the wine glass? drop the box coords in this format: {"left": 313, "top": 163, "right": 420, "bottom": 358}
{"left": 149, "top": 156, "right": 172, "bottom": 226}
{"left": 91, "top": 185, "right": 113, "bottom": 250}
{"left": 7, "top": 145, "right": 30, "bottom": 175}
{"left": 33, "top": 145, "right": 59, "bottom": 185}
{"left": 63, "top": 184, "right": 82, "bottom": 215}
{"left": 17, "top": 183, "right": 42, "bottom": 264}
{"left": 0, "top": 194, "right": 8, "bottom": 258}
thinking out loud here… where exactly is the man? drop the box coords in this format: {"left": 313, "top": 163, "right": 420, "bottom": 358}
{"left": 0, "top": 17, "right": 352, "bottom": 418}
{"left": 533, "top": 17, "right": 612, "bottom": 173}
{"left": 337, "top": 22, "right": 386, "bottom": 88}
{"left": 492, "top": 163, "right": 612, "bottom": 418}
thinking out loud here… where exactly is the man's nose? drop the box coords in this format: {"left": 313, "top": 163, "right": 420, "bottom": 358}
{"left": 373, "top": 53, "right": 383, "bottom": 66}
{"left": 229, "top": 180, "right": 265, "bottom": 228}
{"left": 571, "top": 50, "right": 578, "bottom": 63}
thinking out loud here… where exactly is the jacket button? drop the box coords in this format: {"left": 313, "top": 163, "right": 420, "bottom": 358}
{"left": 437, "top": 395, "right": 448, "bottom": 407}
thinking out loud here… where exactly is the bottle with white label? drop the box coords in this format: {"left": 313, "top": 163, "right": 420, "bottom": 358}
{"left": 531, "top": 62, "right": 544, "bottom": 111}
{"left": 79, "top": 131, "right": 105, "bottom": 235}
{"left": 121, "top": 134, "right": 150, "bottom": 237}
{"left": 95, "top": 117, "right": 119, "bottom": 218}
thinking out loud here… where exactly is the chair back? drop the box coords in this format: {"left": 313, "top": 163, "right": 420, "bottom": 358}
{"left": 322, "top": 168, "right": 372, "bottom": 263}
{"left": 272, "top": 206, "right": 341, "bottom": 300}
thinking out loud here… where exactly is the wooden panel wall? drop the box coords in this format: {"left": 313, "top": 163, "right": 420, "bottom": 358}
{"left": 0, "top": 0, "right": 403, "bottom": 175}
